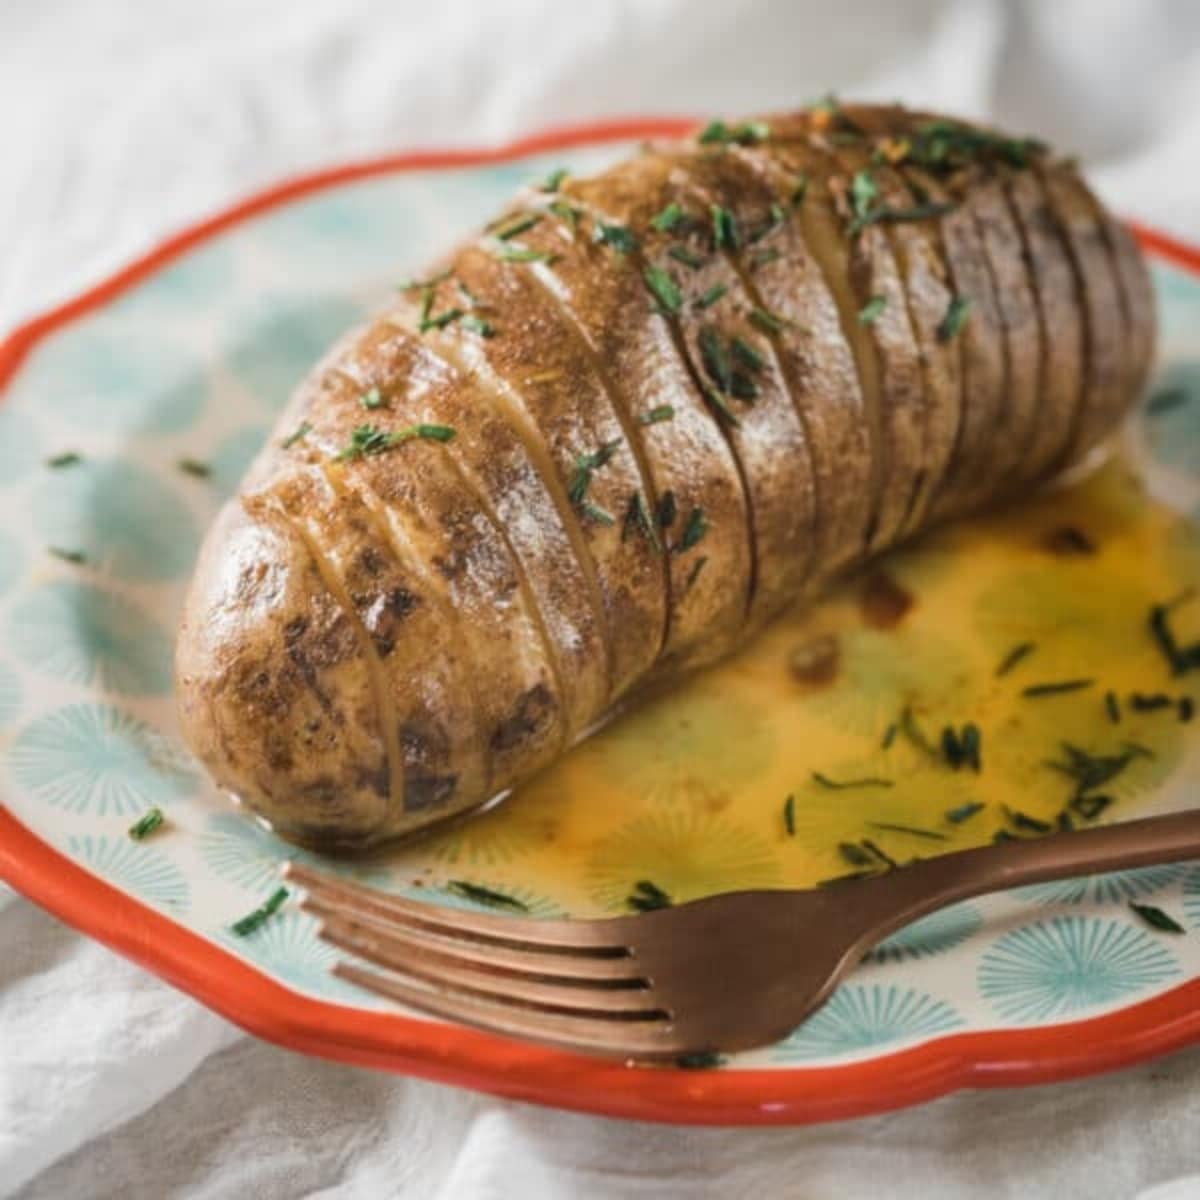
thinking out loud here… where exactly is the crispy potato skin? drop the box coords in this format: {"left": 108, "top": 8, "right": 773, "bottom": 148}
{"left": 176, "top": 105, "right": 1154, "bottom": 847}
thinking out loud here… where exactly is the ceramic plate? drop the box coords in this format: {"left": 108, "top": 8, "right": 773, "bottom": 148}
{"left": 3, "top": 119, "right": 1200, "bottom": 1125}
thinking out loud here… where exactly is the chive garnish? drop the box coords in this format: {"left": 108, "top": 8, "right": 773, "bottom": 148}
{"left": 46, "top": 451, "right": 82, "bottom": 469}
{"left": 1022, "top": 679, "right": 1094, "bottom": 698}
{"left": 567, "top": 439, "right": 620, "bottom": 508}
{"left": 996, "top": 640, "right": 1036, "bottom": 676}
{"left": 698, "top": 119, "right": 769, "bottom": 145}
{"left": 231, "top": 886, "right": 289, "bottom": 937}
{"left": 656, "top": 490, "right": 677, "bottom": 529}
{"left": 852, "top": 201, "right": 956, "bottom": 235}
{"left": 731, "top": 336, "right": 766, "bottom": 373}
{"left": 1106, "top": 690, "right": 1122, "bottom": 722}
{"left": 1005, "top": 807, "right": 1052, "bottom": 835}
{"left": 668, "top": 245, "right": 705, "bottom": 269}
{"left": 48, "top": 547, "right": 86, "bottom": 565}
{"left": 627, "top": 879, "right": 672, "bottom": 912}
{"left": 838, "top": 842, "right": 876, "bottom": 868}
{"left": 1149, "top": 592, "right": 1200, "bottom": 675}
{"left": 710, "top": 204, "right": 738, "bottom": 250}
{"left": 860, "top": 839, "right": 897, "bottom": 870}
{"left": 643, "top": 265, "right": 682, "bottom": 314}
{"left": 673, "top": 507, "right": 708, "bottom": 554}
{"left": 898, "top": 705, "right": 940, "bottom": 760}
{"left": 177, "top": 458, "right": 211, "bottom": 478}
{"left": 281, "top": 420, "right": 312, "bottom": 449}
{"left": 461, "top": 314, "right": 495, "bottom": 337}
{"left": 398, "top": 268, "right": 451, "bottom": 292}
{"left": 676, "top": 1051, "right": 725, "bottom": 1069}
{"left": 857, "top": 295, "right": 887, "bottom": 325}
{"left": 419, "top": 305, "right": 465, "bottom": 332}
{"left": 960, "top": 723, "right": 982, "bottom": 772}
{"left": 1072, "top": 792, "right": 1113, "bottom": 821}
{"left": 548, "top": 199, "right": 581, "bottom": 232}
{"left": 750, "top": 248, "right": 783, "bottom": 269}
{"left": 783, "top": 793, "right": 796, "bottom": 836}
{"left": 1129, "top": 692, "right": 1173, "bottom": 712}
{"left": 447, "top": 880, "right": 529, "bottom": 911}
{"left": 684, "top": 556, "right": 708, "bottom": 591}
{"left": 880, "top": 722, "right": 898, "bottom": 750}
{"left": 696, "top": 283, "right": 727, "bottom": 309}
{"left": 1046, "top": 741, "right": 1139, "bottom": 795}
{"left": 650, "top": 202, "right": 685, "bottom": 232}
{"left": 594, "top": 222, "right": 638, "bottom": 254}
{"left": 702, "top": 385, "right": 741, "bottom": 427}
{"left": 639, "top": 404, "right": 675, "bottom": 425}
{"left": 945, "top": 801, "right": 984, "bottom": 824}
{"left": 849, "top": 169, "right": 878, "bottom": 226}
{"left": 621, "top": 492, "right": 659, "bottom": 550}
{"left": 128, "top": 807, "right": 165, "bottom": 841}
{"left": 359, "top": 388, "right": 386, "bottom": 410}
{"left": 1129, "top": 902, "right": 1186, "bottom": 934}
{"left": 334, "top": 423, "right": 455, "bottom": 461}
{"left": 495, "top": 213, "right": 542, "bottom": 241}
{"left": 580, "top": 502, "right": 615, "bottom": 526}
{"left": 540, "top": 167, "right": 568, "bottom": 192}
{"left": 1181, "top": 697, "right": 1195, "bottom": 722}
{"left": 748, "top": 306, "right": 787, "bottom": 334}
{"left": 867, "top": 821, "right": 947, "bottom": 842}
{"left": 941, "top": 726, "right": 964, "bottom": 768}
{"left": 811, "top": 772, "right": 893, "bottom": 790}
{"left": 496, "top": 247, "right": 557, "bottom": 264}
{"left": 698, "top": 326, "right": 757, "bottom": 401}
{"left": 937, "top": 295, "right": 971, "bottom": 342}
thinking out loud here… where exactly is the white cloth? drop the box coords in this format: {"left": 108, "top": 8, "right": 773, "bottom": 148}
{"left": 3, "top": 1, "right": 1200, "bottom": 1195}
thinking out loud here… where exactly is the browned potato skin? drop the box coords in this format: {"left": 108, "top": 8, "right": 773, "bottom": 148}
{"left": 176, "top": 104, "right": 1154, "bottom": 847}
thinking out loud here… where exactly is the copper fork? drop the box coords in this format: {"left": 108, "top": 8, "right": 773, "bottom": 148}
{"left": 284, "top": 809, "right": 1200, "bottom": 1060}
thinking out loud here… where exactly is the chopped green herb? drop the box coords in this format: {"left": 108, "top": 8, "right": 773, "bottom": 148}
{"left": 1105, "top": 690, "right": 1121, "bottom": 723}
{"left": 177, "top": 458, "right": 211, "bottom": 478}
{"left": 447, "top": 880, "right": 529, "bottom": 911}
{"left": 650, "top": 202, "right": 685, "bottom": 232}
{"left": 567, "top": 439, "right": 620, "bottom": 507}
{"left": 579, "top": 502, "right": 616, "bottom": 526}
{"left": 898, "top": 705, "right": 940, "bottom": 760}
{"left": 851, "top": 200, "right": 956, "bottom": 235}
{"left": 698, "top": 326, "right": 757, "bottom": 401}
{"left": 359, "top": 387, "right": 386, "bottom": 410}
{"left": 961, "top": 723, "right": 982, "bottom": 772}
{"left": 811, "top": 772, "right": 893, "bottom": 790}
{"left": 48, "top": 547, "right": 86, "bottom": 565}
{"left": 621, "top": 491, "right": 659, "bottom": 550}
{"left": 749, "top": 248, "right": 783, "bottom": 269}
{"left": 698, "top": 119, "right": 770, "bottom": 145}
{"left": 281, "top": 421, "right": 312, "bottom": 449}
{"left": 731, "top": 336, "right": 766, "bottom": 373}
{"left": 675, "top": 1051, "right": 725, "bottom": 1069}
{"left": 1181, "top": 697, "right": 1195, "bottom": 722}
{"left": 495, "top": 213, "right": 542, "bottom": 241}
{"left": 397, "top": 269, "right": 451, "bottom": 292}
{"left": 945, "top": 801, "right": 985, "bottom": 825}
{"left": 334, "top": 423, "right": 455, "bottom": 461}
{"left": 643, "top": 265, "right": 682, "bottom": 314}
{"left": 657, "top": 490, "right": 677, "bottom": 529}
{"left": 818, "top": 870, "right": 880, "bottom": 888}
{"left": 231, "top": 886, "right": 289, "bottom": 937}
{"left": 45, "top": 451, "right": 82, "bottom": 469}
{"left": 790, "top": 173, "right": 809, "bottom": 208}
{"left": 849, "top": 169, "right": 878, "bottom": 225}
{"left": 1149, "top": 591, "right": 1200, "bottom": 675}
{"left": 668, "top": 244, "right": 705, "bottom": 269}
{"left": 627, "top": 879, "right": 672, "bottom": 912}
{"left": 1022, "top": 679, "right": 1095, "bottom": 698}
{"left": 783, "top": 793, "right": 796, "bottom": 836}
{"left": 674, "top": 507, "right": 708, "bottom": 554}
{"left": 1005, "top": 807, "right": 1052, "bottom": 835}
{"left": 749, "top": 306, "right": 787, "bottom": 334}
{"left": 595, "top": 222, "right": 638, "bottom": 254}
{"left": 908, "top": 120, "right": 1045, "bottom": 173}
{"left": 996, "top": 640, "right": 1036, "bottom": 676}
{"left": 461, "top": 314, "right": 495, "bottom": 337}
{"left": 937, "top": 295, "right": 971, "bottom": 342}
{"left": 880, "top": 722, "right": 898, "bottom": 750}
{"left": 548, "top": 199, "right": 581, "bottom": 231}
{"left": 127, "top": 807, "right": 165, "bottom": 841}
{"left": 1130, "top": 902, "right": 1185, "bottom": 934}
{"left": 1047, "top": 742, "right": 1139, "bottom": 796}
{"left": 857, "top": 295, "right": 887, "bottom": 325}
{"left": 684, "top": 555, "right": 708, "bottom": 591}
{"left": 540, "top": 167, "right": 568, "bottom": 192}
{"left": 1146, "top": 387, "right": 1189, "bottom": 416}
{"left": 1072, "top": 792, "right": 1113, "bottom": 821}
{"left": 867, "top": 821, "right": 947, "bottom": 842}
{"left": 639, "top": 404, "right": 675, "bottom": 425}
{"left": 860, "top": 839, "right": 897, "bottom": 870}
{"left": 419, "top": 305, "right": 465, "bottom": 332}
{"left": 711, "top": 204, "right": 739, "bottom": 250}
{"left": 701, "top": 385, "right": 741, "bottom": 427}
{"left": 941, "top": 725, "right": 964, "bottom": 768}
{"left": 1129, "top": 691, "right": 1173, "bottom": 712}
{"left": 838, "top": 842, "right": 877, "bottom": 868}
{"left": 496, "top": 246, "right": 557, "bottom": 264}
{"left": 696, "top": 283, "right": 727, "bottom": 309}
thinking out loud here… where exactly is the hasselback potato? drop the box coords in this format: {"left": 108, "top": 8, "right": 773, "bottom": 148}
{"left": 176, "top": 102, "right": 1155, "bottom": 847}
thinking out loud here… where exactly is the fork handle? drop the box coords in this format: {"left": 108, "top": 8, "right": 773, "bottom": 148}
{"left": 854, "top": 809, "right": 1200, "bottom": 947}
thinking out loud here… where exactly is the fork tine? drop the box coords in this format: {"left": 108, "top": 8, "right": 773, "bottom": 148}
{"left": 319, "top": 914, "right": 661, "bottom": 1016}
{"left": 284, "top": 863, "right": 627, "bottom": 954}
{"left": 301, "top": 897, "right": 646, "bottom": 984}
{"left": 333, "top": 961, "right": 680, "bottom": 1058}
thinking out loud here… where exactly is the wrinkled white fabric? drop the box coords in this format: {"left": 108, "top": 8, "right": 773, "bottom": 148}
{"left": 3, "top": 1, "right": 1200, "bottom": 1195}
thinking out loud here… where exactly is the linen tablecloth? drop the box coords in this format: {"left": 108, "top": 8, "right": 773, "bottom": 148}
{"left": 4, "top": 1, "right": 1200, "bottom": 1194}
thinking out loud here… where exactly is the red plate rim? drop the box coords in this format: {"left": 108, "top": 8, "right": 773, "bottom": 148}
{"left": 2, "top": 115, "right": 1199, "bottom": 1126}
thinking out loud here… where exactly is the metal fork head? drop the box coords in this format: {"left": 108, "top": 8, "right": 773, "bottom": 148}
{"left": 283, "top": 864, "right": 871, "bottom": 1059}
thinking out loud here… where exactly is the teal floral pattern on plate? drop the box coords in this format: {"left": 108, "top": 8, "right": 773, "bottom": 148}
{"left": 771, "top": 985, "right": 963, "bottom": 1062}
{"left": 868, "top": 904, "right": 984, "bottom": 963}
{"left": 67, "top": 834, "right": 190, "bottom": 913}
{"left": 31, "top": 459, "right": 198, "bottom": 581}
{"left": 0, "top": 139, "right": 1197, "bottom": 1080}
{"left": 10, "top": 581, "right": 173, "bottom": 695}
{"left": 6, "top": 703, "right": 196, "bottom": 816}
{"left": 978, "top": 916, "right": 1180, "bottom": 1023}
